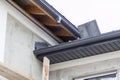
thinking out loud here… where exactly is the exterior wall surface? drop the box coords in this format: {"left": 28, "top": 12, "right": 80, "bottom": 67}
{"left": 5, "top": 15, "right": 43, "bottom": 80}
{"left": 50, "top": 50, "right": 120, "bottom": 80}
{"left": 0, "top": 0, "right": 58, "bottom": 62}
{"left": 0, "top": 0, "right": 58, "bottom": 80}
{"left": 0, "top": 0, "right": 7, "bottom": 62}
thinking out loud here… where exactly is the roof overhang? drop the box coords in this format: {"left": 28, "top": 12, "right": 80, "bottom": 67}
{"left": 7, "top": 0, "right": 81, "bottom": 42}
{"left": 34, "top": 30, "right": 120, "bottom": 64}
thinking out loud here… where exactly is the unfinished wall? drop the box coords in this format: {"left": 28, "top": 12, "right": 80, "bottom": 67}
{"left": 0, "top": 0, "right": 58, "bottom": 63}
{"left": 50, "top": 51, "right": 120, "bottom": 80}
{"left": 4, "top": 15, "right": 44, "bottom": 80}
{"left": 0, "top": 0, "right": 59, "bottom": 80}
{"left": 0, "top": 0, "right": 7, "bottom": 62}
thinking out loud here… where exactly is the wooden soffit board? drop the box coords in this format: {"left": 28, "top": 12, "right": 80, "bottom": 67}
{"left": 8, "top": 0, "right": 77, "bottom": 42}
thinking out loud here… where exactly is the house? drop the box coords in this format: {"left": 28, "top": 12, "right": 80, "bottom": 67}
{"left": 0, "top": 0, "right": 120, "bottom": 80}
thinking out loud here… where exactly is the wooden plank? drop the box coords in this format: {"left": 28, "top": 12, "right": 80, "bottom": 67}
{"left": 29, "top": 0, "right": 56, "bottom": 22}
{"left": 42, "top": 57, "right": 50, "bottom": 80}
{"left": 38, "top": 15, "right": 57, "bottom": 26}
{"left": 25, "top": 6, "right": 46, "bottom": 15}
{"left": 7, "top": 0, "right": 62, "bottom": 43}
{"left": 0, "top": 62, "right": 33, "bottom": 80}
{"left": 54, "top": 29, "right": 74, "bottom": 36}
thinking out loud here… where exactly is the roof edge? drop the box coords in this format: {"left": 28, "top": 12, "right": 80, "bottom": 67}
{"left": 34, "top": 30, "right": 120, "bottom": 56}
{"left": 34, "top": 0, "right": 81, "bottom": 38}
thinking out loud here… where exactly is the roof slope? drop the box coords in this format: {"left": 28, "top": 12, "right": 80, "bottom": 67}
{"left": 34, "top": 30, "right": 120, "bottom": 64}
{"left": 7, "top": 0, "right": 80, "bottom": 42}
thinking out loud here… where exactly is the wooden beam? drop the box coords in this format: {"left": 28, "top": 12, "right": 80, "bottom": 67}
{"left": 42, "top": 57, "right": 50, "bottom": 80}
{"left": 38, "top": 15, "right": 57, "bottom": 26}
{"left": 46, "top": 24, "right": 77, "bottom": 37}
{"left": 38, "top": 16, "right": 76, "bottom": 37}
{"left": 0, "top": 62, "right": 33, "bottom": 80}
{"left": 54, "top": 29, "right": 74, "bottom": 36}
{"left": 44, "top": 23, "right": 62, "bottom": 27}
{"left": 58, "top": 36, "right": 75, "bottom": 42}
{"left": 29, "top": 0, "right": 56, "bottom": 22}
{"left": 26, "top": 1, "right": 60, "bottom": 28}
{"left": 26, "top": 0, "right": 76, "bottom": 38}
{"left": 55, "top": 32, "right": 73, "bottom": 37}
{"left": 25, "top": 6, "right": 46, "bottom": 15}
{"left": 45, "top": 25, "right": 76, "bottom": 37}
{"left": 7, "top": 0, "right": 62, "bottom": 43}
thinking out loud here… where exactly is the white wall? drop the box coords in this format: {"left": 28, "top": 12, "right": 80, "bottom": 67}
{"left": 4, "top": 15, "right": 43, "bottom": 80}
{"left": 0, "top": 0, "right": 59, "bottom": 62}
{"left": 0, "top": 0, "right": 7, "bottom": 62}
{"left": 0, "top": 0, "right": 58, "bottom": 80}
{"left": 50, "top": 51, "right": 120, "bottom": 80}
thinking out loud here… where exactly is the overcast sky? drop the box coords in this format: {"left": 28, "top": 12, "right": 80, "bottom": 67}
{"left": 47, "top": 0, "right": 120, "bottom": 33}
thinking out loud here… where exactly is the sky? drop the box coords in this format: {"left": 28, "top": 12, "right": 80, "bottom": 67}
{"left": 47, "top": 0, "right": 120, "bottom": 33}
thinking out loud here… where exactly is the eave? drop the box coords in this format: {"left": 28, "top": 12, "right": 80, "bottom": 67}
{"left": 7, "top": 0, "right": 81, "bottom": 42}
{"left": 34, "top": 30, "right": 120, "bottom": 64}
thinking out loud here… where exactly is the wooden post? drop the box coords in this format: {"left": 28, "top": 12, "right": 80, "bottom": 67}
{"left": 42, "top": 57, "right": 50, "bottom": 80}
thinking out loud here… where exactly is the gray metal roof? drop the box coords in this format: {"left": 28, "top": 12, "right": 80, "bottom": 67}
{"left": 34, "top": 30, "right": 120, "bottom": 64}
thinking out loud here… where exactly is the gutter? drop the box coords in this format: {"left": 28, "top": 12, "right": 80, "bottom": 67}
{"left": 34, "top": 30, "right": 120, "bottom": 57}
{"left": 34, "top": 0, "right": 81, "bottom": 38}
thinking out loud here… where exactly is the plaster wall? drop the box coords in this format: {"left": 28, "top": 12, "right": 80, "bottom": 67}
{"left": 0, "top": 0, "right": 7, "bottom": 62}
{"left": 4, "top": 14, "right": 43, "bottom": 80}
{"left": 0, "top": 0, "right": 58, "bottom": 63}
{"left": 0, "top": 0, "right": 58, "bottom": 80}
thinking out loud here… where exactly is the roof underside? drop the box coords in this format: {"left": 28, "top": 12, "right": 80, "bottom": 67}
{"left": 34, "top": 30, "right": 120, "bottom": 64}
{"left": 7, "top": 0, "right": 80, "bottom": 42}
